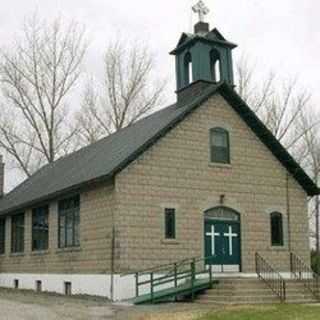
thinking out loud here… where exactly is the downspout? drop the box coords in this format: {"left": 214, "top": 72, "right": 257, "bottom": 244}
{"left": 110, "top": 180, "right": 116, "bottom": 301}
{"left": 286, "top": 173, "right": 291, "bottom": 253}
{"left": 110, "top": 225, "right": 116, "bottom": 301}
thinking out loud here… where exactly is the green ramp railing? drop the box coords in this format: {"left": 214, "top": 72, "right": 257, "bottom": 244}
{"left": 124, "top": 257, "right": 214, "bottom": 303}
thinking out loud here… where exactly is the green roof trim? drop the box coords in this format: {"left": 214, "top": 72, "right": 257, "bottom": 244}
{"left": 0, "top": 82, "right": 317, "bottom": 215}
{"left": 170, "top": 28, "right": 237, "bottom": 55}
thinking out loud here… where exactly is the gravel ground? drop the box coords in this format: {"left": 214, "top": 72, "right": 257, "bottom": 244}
{"left": 0, "top": 288, "right": 212, "bottom": 320}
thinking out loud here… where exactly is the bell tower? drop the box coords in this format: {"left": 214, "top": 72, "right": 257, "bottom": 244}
{"left": 170, "top": 1, "right": 237, "bottom": 100}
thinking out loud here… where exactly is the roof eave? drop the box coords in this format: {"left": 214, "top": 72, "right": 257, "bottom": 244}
{"left": 218, "top": 83, "right": 320, "bottom": 197}
{"left": 170, "top": 37, "right": 237, "bottom": 55}
{"left": 0, "top": 175, "right": 115, "bottom": 216}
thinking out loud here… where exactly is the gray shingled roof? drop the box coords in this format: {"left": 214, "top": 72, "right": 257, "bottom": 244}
{"left": 0, "top": 84, "right": 220, "bottom": 215}
{"left": 0, "top": 82, "right": 318, "bottom": 215}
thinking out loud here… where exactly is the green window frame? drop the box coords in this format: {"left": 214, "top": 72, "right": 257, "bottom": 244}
{"left": 0, "top": 218, "right": 5, "bottom": 254}
{"left": 11, "top": 213, "right": 25, "bottom": 253}
{"left": 271, "top": 212, "right": 284, "bottom": 246}
{"left": 210, "top": 127, "right": 230, "bottom": 164}
{"left": 32, "top": 205, "right": 49, "bottom": 251}
{"left": 165, "top": 208, "right": 176, "bottom": 239}
{"left": 58, "top": 195, "right": 80, "bottom": 248}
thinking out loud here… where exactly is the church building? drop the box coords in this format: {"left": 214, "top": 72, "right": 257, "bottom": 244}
{"left": 0, "top": 2, "right": 318, "bottom": 302}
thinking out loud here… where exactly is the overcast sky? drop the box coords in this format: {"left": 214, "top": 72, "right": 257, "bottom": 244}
{"left": 0, "top": 0, "right": 319, "bottom": 188}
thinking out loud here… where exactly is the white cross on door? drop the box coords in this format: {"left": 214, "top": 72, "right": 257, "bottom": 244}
{"left": 223, "top": 225, "right": 238, "bottom": 256}
{"left": 206, "top": 225, "right": 220, "bottom": 256}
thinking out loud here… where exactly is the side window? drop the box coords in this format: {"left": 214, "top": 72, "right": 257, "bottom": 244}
{"left": 32, "top": 205, "right": 49, "bottom": 251}
{"left": 184, "top": 52, "right": 192, "bottom": 86}
{"left": 0, "top": 218, "right": 5, "bottom": 254}
{"left": 210, "top": 128, "right": 230, "bottom": 164}
{"left": 11, "top": 213, "right": 25, "bottom": 253}
{"left": 165, "top": 208, "right": 176, "bottom": 239}
{"left": 58, "top": 195, "right": 80, "bottom": 248}
{"left": 210, "top": 49, "right": 221, "bottom": 82}
{"left": 271, "top": 212, "right": 284, "bottom": 246}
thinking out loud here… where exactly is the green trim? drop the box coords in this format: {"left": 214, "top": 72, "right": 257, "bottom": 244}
{"left": 170, "top": 29, "right": 237, "bottom": 56}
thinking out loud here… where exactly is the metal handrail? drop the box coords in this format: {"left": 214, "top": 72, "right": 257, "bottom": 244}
{"left": 290, "top": 252, "right": 320, "bottom": 300}
{"left": 255, "top": 252, "right": 286, "bottom": 302}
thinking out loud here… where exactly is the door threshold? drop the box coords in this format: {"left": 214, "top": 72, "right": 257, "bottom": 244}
{"left": 213, "top": 272, "right": 258, "bottom": 278}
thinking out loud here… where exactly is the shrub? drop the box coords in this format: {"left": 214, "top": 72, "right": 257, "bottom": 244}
{"left": 311, "top": 250, "right": 320, "bottom": 274}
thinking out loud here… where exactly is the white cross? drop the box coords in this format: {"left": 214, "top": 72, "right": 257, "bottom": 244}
{"left": 206, "top": 225, "right": 220, "bottom": 256}
{"left": 223, "top": 226, "right": 238, "bottom": 256}
{"left": 192, "top": 1, "right": 210, "bottom": 23}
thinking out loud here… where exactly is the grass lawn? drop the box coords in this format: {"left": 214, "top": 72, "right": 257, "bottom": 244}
{"left": 199, "top": 304, "right": 320, "bottom": 320}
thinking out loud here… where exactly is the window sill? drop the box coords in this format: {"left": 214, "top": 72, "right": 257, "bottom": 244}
{"left": 208, "top": 162, "right": 232, "bottom": 169}
{"left": 10, "top": 252, "right": 25, "bottom": 257}
{"left": 161, "top": 239, "right": 180, "bottom": 245}
{"left": 56, "top": 247, "right": 81, "bottom": 254}
{"left": 31, "top": 250, "right": 49, "bottom": 256}
{"left": 269, "top": 246, "right": 288, "bottom": 251}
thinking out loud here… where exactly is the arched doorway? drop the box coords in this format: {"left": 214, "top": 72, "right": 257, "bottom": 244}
{"left": 204, "top": 206, "right": 241, "bottom": 272}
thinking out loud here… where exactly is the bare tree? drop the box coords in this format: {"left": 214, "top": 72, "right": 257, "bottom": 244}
{"left": 76, "top": 39, "right": 166, "bottom": 145}
{"left": 0, "top": 14, "right": 88, "bottom": 177}
{"left": 236, "top": 56, "right": 320, "bottom": 252}
{"left": 236, "top": 56, "right": 316, "bottom": 152}
{"left": 295, "top": 110, "right": 320, "bottom": 254}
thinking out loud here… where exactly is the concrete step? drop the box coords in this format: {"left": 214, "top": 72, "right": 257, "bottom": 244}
{"left": 204, "top": 289, "right": 276, "bottom": 297}
{"left": 196, "top": 277, "right": 320, "bottom": 305}
{"left": 286, "top": 299, "right": 318, "bottom": 303}
{"left": 198, "top": 300, "right": 280, "bottom": 305}
{"left": 213, "top": 283, "right": 270, "bottom": 290}
{"left": 198, "top": 296, "right": 281, "bottom": 305}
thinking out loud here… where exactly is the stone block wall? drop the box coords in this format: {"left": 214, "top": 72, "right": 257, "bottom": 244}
{"left": 115, "top": 93, "right": 310, "bottom": 273}
{"left": 0, "top": 182, "right": 115, "bottom": 274}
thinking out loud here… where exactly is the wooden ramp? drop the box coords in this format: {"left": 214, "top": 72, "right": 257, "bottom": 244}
{"left": 131, "top": 278, "right": 215, "bottom": 305}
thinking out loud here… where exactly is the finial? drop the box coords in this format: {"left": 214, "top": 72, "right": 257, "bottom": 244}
{"left": 192, "top": 0, "right": 210, "bottom": 23}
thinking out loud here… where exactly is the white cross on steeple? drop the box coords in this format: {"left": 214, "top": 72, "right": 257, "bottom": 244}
{"left": 206, "top": 225, "right": 220, "bottom": 256}
{"left": 224, "top": 226, "right": 238, "bottom": 256}
{"left": 192, "top": 1, "right": 210, "bottom": 23}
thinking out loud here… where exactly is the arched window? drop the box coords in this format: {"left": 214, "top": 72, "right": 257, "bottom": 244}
{"left": 205, "top": 206, "right": 240, "bottom": 222}
{"left": 184, "top": 52, "right": 192, "bottom": 86}
{"left": 210, "top": 50, "right": 221, "bottom": 82}
{"left": 210, "top": 128, "right": 230, "bottom": 164}
{"left": 270, "top": 212, "right": 284, "bottom": 246}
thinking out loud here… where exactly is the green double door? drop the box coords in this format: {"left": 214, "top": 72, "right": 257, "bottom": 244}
{"left": 204, "top": 219, "right": 240, "bottom": 267}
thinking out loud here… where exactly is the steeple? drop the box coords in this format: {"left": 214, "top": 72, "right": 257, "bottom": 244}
{"left": 170, "top": 1, "right": 237, "bottom": 102}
